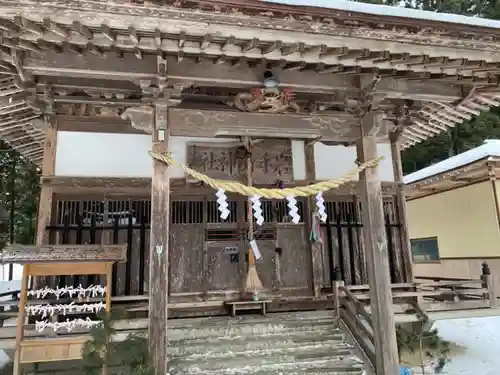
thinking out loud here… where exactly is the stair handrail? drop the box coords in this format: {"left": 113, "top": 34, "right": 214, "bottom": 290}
{"left": 337, "top": 284, "right": 376, "bottom": 369}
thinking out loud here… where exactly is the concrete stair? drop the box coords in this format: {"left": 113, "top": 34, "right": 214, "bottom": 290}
{"left": 168, "top": 311, "right": 365, "bottom": 375}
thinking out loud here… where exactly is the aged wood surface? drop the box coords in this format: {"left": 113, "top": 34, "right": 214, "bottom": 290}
{"left": 56, "top": 115, "right": 145, "bottom": 134}
{"left": 357, "top": 125, "right": 399, "bottom": 375}
{"left": 187, "top": 139, "right": 293, "bottom": 183}
{"left": 148, "top": 98, "right": 170, "bottom": 375}
{"left": 5, "top": 7, "right": 500, "bottom": 64}
{"left": 276, "top": 226, "right": 310, "bottom": 292}
{"left": 34, "top": 119, "right": 57, "bottom": 288}
{"left": 169, "top": 224, "right": 205, "bottom": 294}
{"left": 390, "top": 133, "right": 413, "bottom": 282}
{"left": 19, "top": 52, "right": 465, "bottom": 101}
{"left": 12, "top": 266, "right": 28, "bottom": 375}
{"left": 173, "top": 108, "right": 361, "bottom": 141}
{"left": 2, "top": 0, "right": 500, "bottom": 159}
{"left": 4, "top": 0, "right": 500, "bottom": 45}
{"left": 304, "top": 142, "right": 323, "bottom": 297}
{"left": 0, "top": 244, "right": 127, "bottom": 263}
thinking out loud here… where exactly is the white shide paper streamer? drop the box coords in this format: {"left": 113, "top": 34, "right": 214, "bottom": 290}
{"left": 251, "top": 195, "right": 264, "bottom": 226}
{"left": 35, "top": 317, "right": 103, "bottom": 333}
{"left": 249, "top": 240, "right": 262, "bottom": 260}
{"left": 28, "top": 285, "right": 106, "bottom": 300}
{"left": 286, "top": 195, "right": 300, "bottom": 224}
{"left": 26, "top": 302, "right": 106, "bottom": 318}
{"left": 315, "top": 191, "right": 327, "bottom": 223}
{"left": 216, "top": 188, "right": 231, "bottom": 220}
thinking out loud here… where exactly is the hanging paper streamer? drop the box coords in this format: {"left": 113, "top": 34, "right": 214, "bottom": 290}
{"left": 26, "top": 302, "right": 106, "bottom": 318}
{"left": 249, "top": 240, "right": 262, "bottom": 260}
{"left": 216, "top": 188, "right": 230, "bottom": 220}
{"left": 251, "top": 195, "right": 264, "bottom": 226}
{"left": 28, "top": 285, "right": 106, "bottom": 300}
{"left": 287, "top": 195, "right": 300, "bottom": 224}
{"left": 315, "top": 191, "right": 327, "bottom": 223}
{"left": 35, "top": 317, "right": 103, "bottom": 333}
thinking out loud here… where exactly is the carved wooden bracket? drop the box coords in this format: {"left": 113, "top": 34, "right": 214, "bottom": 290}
{"left": 121, "top": 105, "right": 154, "bottom": 134}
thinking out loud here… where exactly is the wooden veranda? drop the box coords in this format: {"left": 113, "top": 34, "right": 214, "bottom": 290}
{"left": 2, "top": 1, "right": 500, "bottom": 375}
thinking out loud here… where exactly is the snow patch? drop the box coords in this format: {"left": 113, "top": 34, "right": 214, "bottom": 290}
{"left": 268, "top": 0, "right": 500, "bottom": 29}
{"left": 404, "top": 140, "right": 500, "bottom": 184}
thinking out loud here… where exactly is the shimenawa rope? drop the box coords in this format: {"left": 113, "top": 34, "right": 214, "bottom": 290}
{"left": 150, "top": 151, "right": 383, "bottom": 199}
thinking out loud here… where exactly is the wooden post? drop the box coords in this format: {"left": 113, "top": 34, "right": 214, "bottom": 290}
{"left": 34, "top": 117, "right": 57, "bottom": 289}
{"left": 389, "top": 132, "right": 414, "bottom": 282}
{"left": 332, "top": 268, "right": 343, "bottom": 322}
{"left": 12, "top": 264, "right": 29, "bottom": 375}
{"left": 481, "top": 262, "right": 497, "bottom": 308}
{"left": 148, "top": 99, "right": 170, "bottom": 375}
{"left": 357, "top": 113, "right": 399, "bottom": 375}
{"left": 304, "top": 141, "right": 323, "bottom": 298}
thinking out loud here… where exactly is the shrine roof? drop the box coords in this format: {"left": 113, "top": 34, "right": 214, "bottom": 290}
{"left": 404, "top": 140, "right": 500, "bottom": 184}
{"left": 404, "top": 140, "right": 500, "bottom": 199}
{"left": 270, "top": 0, "right": 500, "bottom": 30}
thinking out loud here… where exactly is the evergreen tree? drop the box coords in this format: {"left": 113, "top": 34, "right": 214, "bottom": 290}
{"left": 0, "top": 140, "right": 40, "bottom": 255}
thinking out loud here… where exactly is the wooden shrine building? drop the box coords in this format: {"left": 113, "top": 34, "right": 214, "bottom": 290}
{"left": 2, "top": 1, "right": 500, "bottom": 374}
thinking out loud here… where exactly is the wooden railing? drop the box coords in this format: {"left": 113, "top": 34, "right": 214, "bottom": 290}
{"left": 334, "top": 265, "right": 497, "bottom": 375}
{"left": 0, "top": 282, "right": 20, "bottom": 328}
{"left": 336, "top": 284, "right": 376, "bottom": 372}
{"left": 344, "top": 276, "right": 496, "bottom": 312}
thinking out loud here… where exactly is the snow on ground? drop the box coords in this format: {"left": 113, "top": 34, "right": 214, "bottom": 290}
{"left": 431, "top": 317, "right": 500, "bottom": 374}
{"left": 0, "top": 262, "right": 499, "bottom": 374}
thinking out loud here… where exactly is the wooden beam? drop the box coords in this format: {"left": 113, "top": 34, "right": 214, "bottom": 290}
{"left": 168, "top": 107, "right": 392, "bottom": 142}
{"left": 24, "top": 51, "right": 158, "bottom": 81}
{"left": 149, "top": 98, "right": 170, "bottom": 375}
{"left": 390, "top": 132, "right": 414, "bottom": 283}
{"left": 22, "top": 52, "right": 465, "bottom": 102}
{"left": 34, "top": 117, "right": 57, "bottom": 288}
{"left": 304, "top": 142, "right": 323, "bottom": 297}
{"left": 55, "top": 115, "right": 145, "bottom": 134}
{"left": 357, "top": 124, "right": 399, "bottom": 375}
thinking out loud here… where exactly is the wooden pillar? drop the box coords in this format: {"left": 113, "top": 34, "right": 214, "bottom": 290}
{"left": 304, "top": 141, "right": 323, "bottom": 297}
{"left": 389, "top": 133, "right": 414, "bottom": 282}
{"left": 357, "top": 113, "right": 399, "bottom": 375}
{"left": 148, "top": 99, "right": 170, "bottom": 375}
{"left": 34, "top": 118, "right": 57, "bottom": 288}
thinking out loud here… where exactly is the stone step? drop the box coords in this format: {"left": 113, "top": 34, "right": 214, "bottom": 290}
{"left": 171, "top": 342, "right": 355, "bottom": 363}
{"left": 167, "top": 311, "right": 334, "bottom": 331}
{"left": 168, "top": 318, "right": 336, "bottom": 341}
{"left": 169, "top": 356, "right": 364, "bottom": 375}
{"left": 169, "top": 329, "right": 345, "bottom": 356}
{"left": 170, "top": 348, "right": 363, "bottom": 371}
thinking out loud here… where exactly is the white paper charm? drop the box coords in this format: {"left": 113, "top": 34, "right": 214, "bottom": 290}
{"left": 251, "top": 195, "right": 264, "bottom": 226}
{"left": 315, "top": 191, "right": 327, "bottom": 223}
{"left": 28, "top": 285, "right": 106, "bottom": 300}
{"left": 35, "top": 317, "right": 103, "bottom": 333}
{"left": 249, "top": 240, "right": 262, "bottom": 260}
{"left": 216, "top": 188, "right": 230, "bottom": 220}
{"left": 286, "top": 195, "right": 300, "bottom": 224}
{"left": 26, "top": 302, "right": 106, "bottom": 318}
